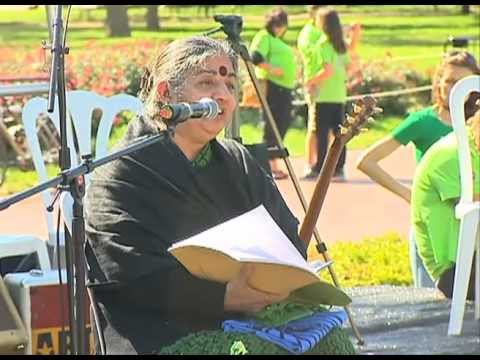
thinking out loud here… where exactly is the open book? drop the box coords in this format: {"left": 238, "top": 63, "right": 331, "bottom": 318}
{"left": 168, "top": 205, "right": 351, "bottom": 306}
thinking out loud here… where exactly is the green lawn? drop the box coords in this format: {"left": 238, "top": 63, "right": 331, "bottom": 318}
{"left": 312, "top": 232, "right": 413, "bottom": 287}
{"left": 0, "top": 115, "right": 402, "bottom": 196}
{"left": 0, "top": 164, "right": 59, "bottom": 196}
{"left": 237, "top": 115, "right": 402, "bottom": 156}
{"left": 0, "top": 4, "right": 475, "bottom": 195}
{"left": 0, "top": 5, "right": 478, "bottom": 74}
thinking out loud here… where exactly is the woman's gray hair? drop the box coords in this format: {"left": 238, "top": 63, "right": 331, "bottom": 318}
{"left": 139, "top": 36, "right": 238, "bottom": 124}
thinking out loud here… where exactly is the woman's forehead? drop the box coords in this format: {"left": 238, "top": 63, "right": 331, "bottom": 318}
{"left": 443, "top": 64, "right": 474, "bottom": 79}
{"left": 191, "top": 55, "right": 236, "bottom": 77}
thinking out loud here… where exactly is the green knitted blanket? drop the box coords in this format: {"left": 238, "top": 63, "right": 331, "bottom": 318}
{"left": 158, "top": 303, "right": 356, "bottom": 355}
{"left": 158, "top": 327, "right": 356, "bottom": 355}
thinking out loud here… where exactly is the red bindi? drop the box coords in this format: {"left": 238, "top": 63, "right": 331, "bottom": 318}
{"left": 219, "top": 65, "right": 228, "bottom": 77}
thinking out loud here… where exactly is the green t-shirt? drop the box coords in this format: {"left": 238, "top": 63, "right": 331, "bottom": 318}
{"left": 392, "top": 106, "right": 453, "bottom": 163}
{"left": 297, "top": 21, "right": 323, "bottom": 83}
{"left": 249, "top": 29, "right": 297, "bottom": 90}
{"left": 309, "top": 36, "right": 350, "bottom": 103}
{"left": 411, "top": 129, "right": 480, "bottom": 280}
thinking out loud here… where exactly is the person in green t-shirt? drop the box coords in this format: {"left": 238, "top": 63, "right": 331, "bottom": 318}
{"left": 249, "top": 7, "right": 297, "bottom": 180}
{"left": 302, "top": 8, "right": 362, "bottom": 181}
{"left": 357, "top": 51, "right": 480, "bottom": 288}
{"left": 297, "top": 5, "right": 325, "bottom": 176}
{"left": 412, "top": 109, "right": 480, "bottom": 299}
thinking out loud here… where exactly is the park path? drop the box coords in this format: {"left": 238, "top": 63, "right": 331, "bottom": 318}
{"left": 275, "top": 145, "right": 416, "bottom": 244}
{"left": 0, "top": 145, "right": 416, "bottom": 245}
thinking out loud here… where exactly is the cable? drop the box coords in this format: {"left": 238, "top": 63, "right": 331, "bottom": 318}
{"left": 55, "top": 204, "right": 67, "bottom": 355}
{"left": 347, "top": 85, "right": 433, "bottom": 101}
{"left": 86, "top": 285, "right": 106, "bottom": 355}
{"left": 292, "top": 84, "right": 433, "bottom": 107}
{"left": 374, "top": 53, "right": 443, "bottom": 62}
{"left": 63, "top": 6, "right": 72, "bottom": 49}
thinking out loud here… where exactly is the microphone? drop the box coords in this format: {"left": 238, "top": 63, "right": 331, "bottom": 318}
{"left": 159, "top": 98, "right": 222, "bottom": 124}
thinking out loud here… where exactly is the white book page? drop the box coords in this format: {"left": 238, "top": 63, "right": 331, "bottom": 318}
{"left": 168, "top": 205, "right": 316, "bottom": 277}
{"left": 168, "top": 205, "right": 352, "bottom": 305}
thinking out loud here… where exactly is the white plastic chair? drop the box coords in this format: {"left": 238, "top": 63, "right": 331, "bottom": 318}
{"left": 447, "top": 74, "right": 480, "bottom": 336}
{"left": 0, "top": 235, "right": 51, "bottom": 271}
{"left": 21, "top": 90, "right": 143, "bottom": 265}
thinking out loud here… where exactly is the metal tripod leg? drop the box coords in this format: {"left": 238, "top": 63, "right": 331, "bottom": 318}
{"left": 231, "top": 41, "right": 364, "bottom": 346}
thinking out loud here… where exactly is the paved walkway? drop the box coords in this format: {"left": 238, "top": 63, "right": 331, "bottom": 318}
{"left": 346, "top": 285, "right": 480, "bottom": 355}
{"left": 0, "top": 145, "right": 416, "bottom": 245}
{"left": 274, "top": 145, "right": 416, "bottom": 245}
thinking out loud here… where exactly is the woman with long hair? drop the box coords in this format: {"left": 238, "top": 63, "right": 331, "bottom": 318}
{"left": 357, "top": 50, "right": 480, "bottom": 288}
{"left": 303, "top": 8, "right": 359, "bottom": 181}
{"left": 412, "top": 106, "right": 480, "bottom": 299}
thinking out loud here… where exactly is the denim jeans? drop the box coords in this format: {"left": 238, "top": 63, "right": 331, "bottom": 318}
{"left": 409, "top": 228, "right": 436, "bottom": 288}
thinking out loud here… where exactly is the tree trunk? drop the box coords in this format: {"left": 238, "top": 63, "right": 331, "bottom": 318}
{"left": 461, "top": 5, "right": 470, "bottom": 14}
{"left": 105, "top": 5, "right": 131, "bottom": 37}
{"left": 146, "top": 5, "right": 160, "bottom": 30}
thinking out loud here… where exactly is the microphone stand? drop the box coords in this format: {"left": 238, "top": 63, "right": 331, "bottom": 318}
{"left": 46, "top": 5, "right": 85, "bottom": 354}
{"left": 205, "top": 17, "right": 364, "bottom": 345}
{"left": 0, "top": 131, "right": 169, "bottom": 352}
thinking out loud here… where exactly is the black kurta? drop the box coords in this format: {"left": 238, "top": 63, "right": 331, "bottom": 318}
{"left": 84, "top": 116, "right": 307, "bottom": 354}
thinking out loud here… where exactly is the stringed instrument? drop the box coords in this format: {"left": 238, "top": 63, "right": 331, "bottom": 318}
{"left": 299, "top": 96, "right": 381, "bottom": 247}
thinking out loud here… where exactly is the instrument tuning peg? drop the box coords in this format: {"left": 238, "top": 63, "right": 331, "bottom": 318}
{"left": 339, "top": 125, "right": 349, "bottom": 135}
{"left": 353, "top": 104, "right": 362, "bottom": 114}
{"left": 346, "top": 115, "right": 356, "bottom": 124}
{"left": 360, "top": 128, "right": 369, "bottom": 133}
{"left": 367, "top": 117, "right": 376, "bottom": 124}
{"left": 373, "top": 107, "right": 383, "bottom": 114}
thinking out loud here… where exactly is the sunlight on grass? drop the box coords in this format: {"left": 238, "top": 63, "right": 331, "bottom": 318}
{"left": 0, "top": 116, "right": 404, "bottom": 197}
{"left": 308, "top": 232, "right": 413, "bottom": 287}
{"left": 0, "top": 164, "right": 59, "bottom": 197}
{"left": 0, "top": 5, "right": 477, "bottom": 70}
{"left": 348, "top": 116, "right": 403, "bottom": 150}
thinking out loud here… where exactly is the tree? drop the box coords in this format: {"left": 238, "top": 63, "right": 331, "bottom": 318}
{"left": 461, "top": 5, "right": 470, "bottom": 14}
{"left": 146, "top": 5, "right": 160, "bottom": 30}
{"left": 105, "top": 5, "right": 131, "bottom": 37}
{"left": 197, "top": 5, "right": 216, "bottom": 18}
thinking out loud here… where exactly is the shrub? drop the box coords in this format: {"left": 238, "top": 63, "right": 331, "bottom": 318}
{"left": 350, "top": 57, "right": 432, "bottom": 117}
{"left": 307, "top": 232, "right": 413, "bottom": 287}
{"left": 66, "top": 40, "right": 157, "bottom": 96}
{"left": 291, "top": 55, "right": 433, "bottom": 120}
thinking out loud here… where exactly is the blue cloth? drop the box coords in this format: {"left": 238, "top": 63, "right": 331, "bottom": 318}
{"left": 222, "top": 310, "right": 347, "bottom": 354}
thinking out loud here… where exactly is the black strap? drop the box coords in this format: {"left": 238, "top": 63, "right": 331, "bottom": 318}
{"left": 84, "top": 241, "right": 118, "bottom": 289}
{"left": 267, "top": 145, "right": 289, "bottom": 160}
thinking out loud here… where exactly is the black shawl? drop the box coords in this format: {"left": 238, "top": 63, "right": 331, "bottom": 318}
{"left": 84, "top": 116, "right": 306, "bottom": 354}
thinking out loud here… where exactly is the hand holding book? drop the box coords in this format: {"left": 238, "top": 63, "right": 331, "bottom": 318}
{"left": 168, "top": 206, "right": 351, "bottom": 306}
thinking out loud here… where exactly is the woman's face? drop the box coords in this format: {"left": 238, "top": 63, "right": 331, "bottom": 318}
{"left": 274, "top": 25, "right": 288, "bottom": 38}
{"left": 314, "top": 13, "right": 324, "bottom": 29}
{"left": 439, "top": 64, "right": 475, "bottom": 109}
{"left": 170, "top": 55, "right": 237, "bottom": 146}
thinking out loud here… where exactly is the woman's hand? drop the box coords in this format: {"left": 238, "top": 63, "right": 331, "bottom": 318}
{"left": 347, "top": 23, "right": 362, "bottom": 52}
{"left": 357, "top": 136, "right": 412, "bottom": 204}
{"left": 224, "top": 264, "right": 289, "bottom": 314}
{"left": 305, "top": 81, "right": 318, "bottom": 98}
{"left": 401, "top": 187, "right": 412, "bottom": 204}
{"left": 269, "top": 66, "right": 284, "bottom": 77}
